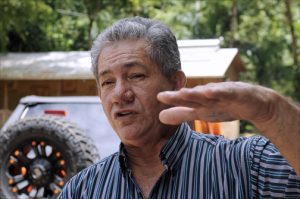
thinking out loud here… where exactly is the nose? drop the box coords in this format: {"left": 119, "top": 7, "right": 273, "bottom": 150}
{"left": 112, "top": 81, "right": 134, "bottom": 104}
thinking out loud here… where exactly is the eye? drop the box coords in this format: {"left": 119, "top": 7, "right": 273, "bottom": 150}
{"left": 129, "top": 73, "right": 146, "bottom": 80}
{"left": 101, "top": 80, "right": 115, "bottom": 87}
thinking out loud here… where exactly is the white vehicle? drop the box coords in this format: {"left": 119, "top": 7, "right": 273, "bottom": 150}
{"left": 0, "top": 96, "right": 120, "bottom": 199}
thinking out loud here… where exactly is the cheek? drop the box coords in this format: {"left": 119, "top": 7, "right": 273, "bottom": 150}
{"left": 138, "top": 90, "right": 165, "bottom": 112}
{"left": 100, "top": 96, "right": 112, "bottom": 117}
{"left": 101, "top": 103, "right": 110, "bottom": 119}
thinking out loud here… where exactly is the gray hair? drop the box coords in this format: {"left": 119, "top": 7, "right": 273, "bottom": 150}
{"left": 91, "top": 16, "right": 181, "bottom": 83}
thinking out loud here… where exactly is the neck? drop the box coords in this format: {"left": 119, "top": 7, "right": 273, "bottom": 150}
{"left": 125, "top": 143, "right": 166, "bottom": 199}
{"left": 125, "top": 142, "right": 163, "bottom": 169}
{"left": 124, "top": 124, "right": 178, "bottom": 168}
{"left": 122, "top": 124, "right": 178, "bottom": 198}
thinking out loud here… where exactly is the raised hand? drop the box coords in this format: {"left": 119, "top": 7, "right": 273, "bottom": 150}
{"left": 157, "top": 81, "right": 274, "bottom": 125}
{"left": 158, "top": 81, "right": 300, "bottom": 174}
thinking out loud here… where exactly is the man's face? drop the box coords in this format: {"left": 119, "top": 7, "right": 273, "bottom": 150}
{"left": 97, "top": 39, "right": 176, "bottom": 146}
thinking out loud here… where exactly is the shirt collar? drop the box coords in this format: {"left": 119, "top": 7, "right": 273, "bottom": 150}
{"left": 160, "top": 123, "right": 192, "bottom": 171}
{"left": 118, "top": 143, "right": 128, "bottom": 175}
{"left": 118, "top": 123, "right": 192, "bottom": 173}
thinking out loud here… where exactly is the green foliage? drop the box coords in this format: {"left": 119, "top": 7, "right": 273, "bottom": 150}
{"left": 193, "top": 0, "right": 300, "bottom": 133}
{"left": 0, "top": 0, "right": 91, "bottom": 51}
{"left": 0, "top": 0, "right": 53, "bottom": 51}
{"left": 1, "top": 0, "right": 299, "bottom": 133}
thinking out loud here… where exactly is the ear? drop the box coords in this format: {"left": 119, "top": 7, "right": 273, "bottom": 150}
{"left": 172, "top": 70, "right": 186, "bottom": 90}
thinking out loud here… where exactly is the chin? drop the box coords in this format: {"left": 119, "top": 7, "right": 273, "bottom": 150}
{"left": 116, "top": 127, "right": 141, "bottom": 140}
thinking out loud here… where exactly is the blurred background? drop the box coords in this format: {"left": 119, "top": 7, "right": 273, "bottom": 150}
{"left": 0, "top": 0, "right": 299, "bottom": 134}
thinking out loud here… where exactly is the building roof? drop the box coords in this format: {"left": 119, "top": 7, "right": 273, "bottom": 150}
{"left": 0, "top": 39, "right": 244, "bottom": 80}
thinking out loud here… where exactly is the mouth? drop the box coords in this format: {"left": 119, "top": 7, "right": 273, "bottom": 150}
{"left": 114, "top": 110, "right": 136, "bottom": 119}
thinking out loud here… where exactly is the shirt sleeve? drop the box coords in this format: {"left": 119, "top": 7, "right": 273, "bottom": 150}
{"left": 249, "top": 136, "right": 300, "bottom": 198}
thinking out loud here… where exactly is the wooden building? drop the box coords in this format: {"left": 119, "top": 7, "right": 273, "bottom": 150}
{"left": 0, "top": 39, "right": 244, "bottom": 138}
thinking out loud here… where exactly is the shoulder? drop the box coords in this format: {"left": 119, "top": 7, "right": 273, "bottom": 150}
{"left": 189, "top": 132, "right": 266, "bottom": 167}
{"left": 247, "top": 135, "right": 295, "bottom": 171}
{"left": 247, "top": 137, "right": 300, "bottom": 198}
{"left": 74, "top": 152, "right": 119, "bottom": 180}
{"left": 58, "top": 152, "right": 120, "bottom": 198}
{"left": 190, "top": 130, "right": 254, "bottom": 149}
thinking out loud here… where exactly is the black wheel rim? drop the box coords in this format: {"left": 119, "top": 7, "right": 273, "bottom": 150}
{"left": 4, "top": 139, "right": 67, "bottom": 198}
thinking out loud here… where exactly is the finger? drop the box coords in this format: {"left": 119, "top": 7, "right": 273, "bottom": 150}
{"left": 198, "top": 111, "right": 235, "bottom": 122}
{"left": 157, "top": 89, "right": 219, "bottom": 108}
{"left": 173, "top": 83, "right": 239, "bottom": 104}
{"left": 200, "top": 82, "right": 246, "bottom": 101}
{"left": 159, "top": 107, "right": 197, "bottom": 125}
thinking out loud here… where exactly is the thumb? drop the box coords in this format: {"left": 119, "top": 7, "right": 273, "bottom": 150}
{"left": 159, "top": 107, "right": 197, "bottom": 125}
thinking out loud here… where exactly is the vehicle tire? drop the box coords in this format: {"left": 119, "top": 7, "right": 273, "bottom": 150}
{"left": 0, "top": 116, "right": 100, "bottom": 199}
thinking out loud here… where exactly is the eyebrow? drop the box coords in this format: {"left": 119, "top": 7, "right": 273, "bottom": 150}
{"left": 98, "top": 69, "right": 110, "bottom": 78}
{"left": 98, "top": 61, "right": 147, "bottom": 78}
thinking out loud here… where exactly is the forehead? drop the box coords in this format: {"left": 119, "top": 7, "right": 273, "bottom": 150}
{"left": 98, "top": 40, "right": 155, "bottom": 74}
{"left": 99, "top": 39, "right": 149, "bottom": 62}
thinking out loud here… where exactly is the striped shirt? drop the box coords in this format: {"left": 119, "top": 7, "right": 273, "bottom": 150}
{"left": 59, "top": 123, "right": 300, "bottom": 198}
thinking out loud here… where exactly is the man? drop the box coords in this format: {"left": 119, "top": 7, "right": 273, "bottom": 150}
{"left": 59, "top": 17, "right": 299, "bottom": 198}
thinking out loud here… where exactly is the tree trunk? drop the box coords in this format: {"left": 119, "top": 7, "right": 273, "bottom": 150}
{"left": 284, "top": 0, "right": 298, "bottom": 65}
{"left": 230, "top": 0, "right": 238, "bottom": 46}
{"left": 88, "top": 16, "right": 94, "bottom": 48}
{"left": 284, "top": 0, "right": 300, "bottom": 101}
